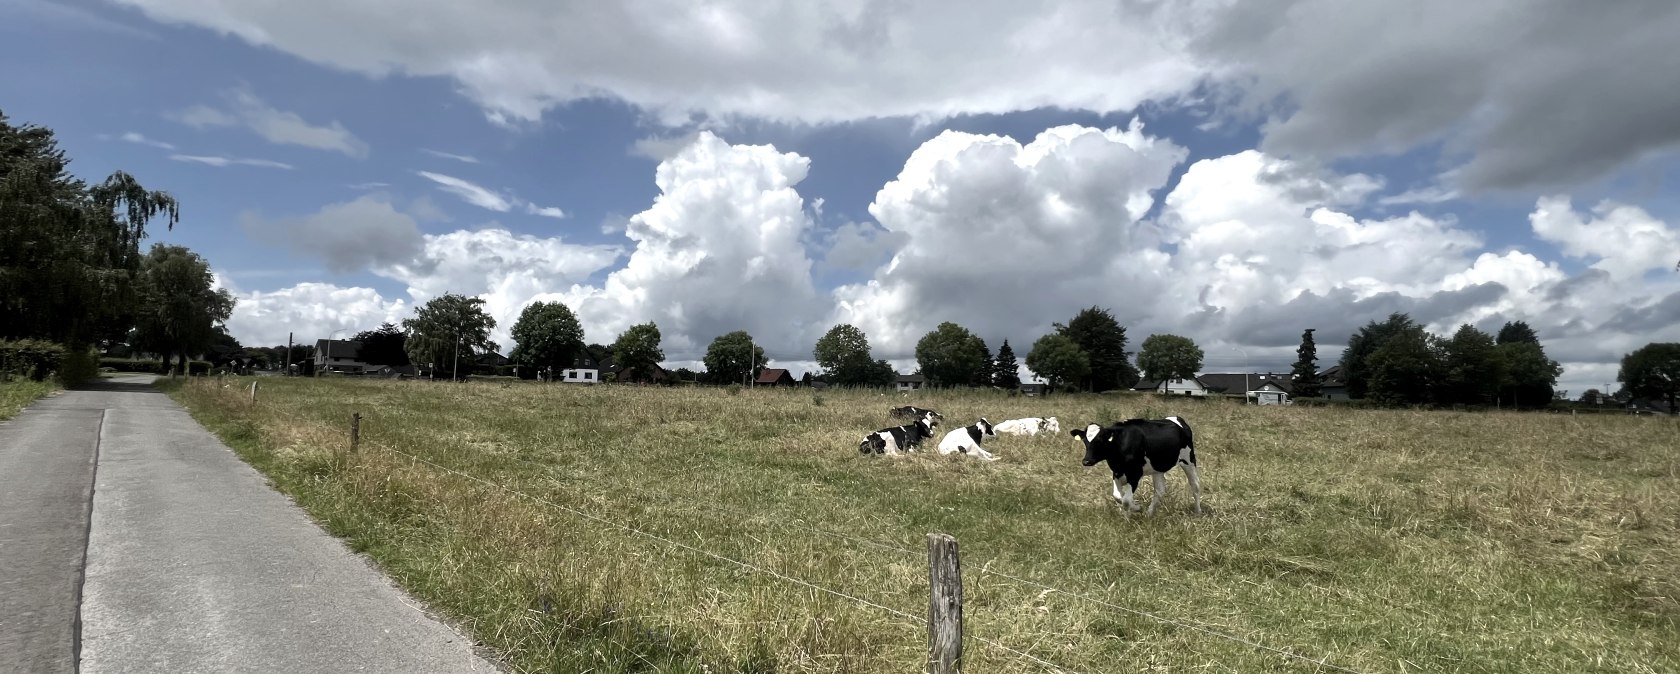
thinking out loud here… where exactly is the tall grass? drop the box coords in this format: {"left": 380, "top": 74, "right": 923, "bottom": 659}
{"left": 0, "top": 378, "right": 56, "bottom": 421}
{"left": 166, "top": 377, "right": 1680, "bottom": 673}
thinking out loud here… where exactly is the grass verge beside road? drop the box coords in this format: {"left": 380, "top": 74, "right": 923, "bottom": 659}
{"left": 0, "top": 378, "right": 56, "bottom": 421}
{"left": 165, "top": 376, "right": 1679, "bottom": 673}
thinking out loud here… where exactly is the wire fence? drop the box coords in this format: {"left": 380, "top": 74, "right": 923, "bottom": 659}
{"left": 347, "top": 422, "right": 1374, "bottom": 674}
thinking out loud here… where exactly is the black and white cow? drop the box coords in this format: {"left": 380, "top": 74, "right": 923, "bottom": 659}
{"left": 1070, "top": 416, "right": 1202, "bottom": 515}
{"left": 859, "top": 416, "right": 938, "bottom": 455}
{"left": 937, "top": 418, "right": 999, "bottom": 461}
{"left": 890, "top": 405, "right": 943, "bottom": 422}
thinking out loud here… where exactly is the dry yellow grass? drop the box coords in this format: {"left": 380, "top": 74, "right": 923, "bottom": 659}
{"left": 167, "top": 376, "right": 1679, "bottom": 673}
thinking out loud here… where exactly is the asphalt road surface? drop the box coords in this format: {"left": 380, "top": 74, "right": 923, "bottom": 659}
{"left": 0, "top": 375, "right": 500, "bottom": 673}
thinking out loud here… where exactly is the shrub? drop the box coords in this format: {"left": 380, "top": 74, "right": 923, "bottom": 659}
{"left": 727, "top": 384, "right": 742, "bottom": 396}
{"left": 187, "top": 360, "right": 212, "bottom": 376}
{"left": 0, "top": 340, "right": 67, "bottom": 381}
{"left": 100, "top": 357, "right": 167, "bottom": 373}
{"left": 56, "top": 347, "right": 100, "bottom": 386}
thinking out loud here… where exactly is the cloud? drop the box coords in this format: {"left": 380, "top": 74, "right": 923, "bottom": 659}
{"left": 1529, "top": 195, "right": 1680, "bottom": 280}
{"left": 1, "top": 0, "right": 158, "bottom": 40}
{"left": 348, "top": 181, "right": 390, "bottom": 190}
{"left": 173, "top": 88, "right": 369, "bottom": 158}
{"left": 239, "top": 194, "right": 425, "bottom": 273}
{"left": 169, "top": 154, "right": 294, "bottom": 169}
{"left": 117, "top": 131, "right": 176, "bottom": 150}
{"left": 416, "top": 171, "right": 514, "bottom": 212}
{"left": 629, "top": 132, "right": 703, "bottom": 161}
{"left": 818, "top": 222, "right": 905, "bottom": 273}
{"left": 560, "top": 131, "right": 827, "bottom": 360}
{"left": 217, "top": 278, "right": 409, "bottom": 349}
{"left": 525, "top": 204, "right": 566, "bottom": 219}
{"left": 112, "top": 0, "right": 1680, "bottom": 189}
{"left": 421, "top": 148, "right": 480, "bottom": 164}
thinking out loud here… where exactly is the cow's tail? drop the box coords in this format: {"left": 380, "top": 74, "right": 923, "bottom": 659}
{"left": 1176, "top": 416, "right": 1197, "bottom": 464}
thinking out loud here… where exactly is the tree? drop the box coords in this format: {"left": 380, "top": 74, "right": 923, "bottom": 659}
{"left": 1289, "top": 329, "right": 1323, "bottom": 398}
{"left": 814, "top": 324, "right": 894, "bottom": 386}
{"left": 1364, "top": 325, "right": 1445, "bottom": 406}
{"left": 1578, "top": 388, "right": 1606, "bottom": 406}
{"left": 914, "top": 322, "right": 990, "bottom": 388}
{"left": 129, "top": 244, "right": 234, "bottom": 375}
{"left": 1497, "top": 340, "right": 1562, "bottom": 409}
{"left": 402, "top": 293, "right": 497, "bottom": 379}
{"left": 703, "top": 330, "right": 766, "bottom": 384}
{"left": 352, "top": 322, "right": 410, "bottom": 366}
{"left": 1617, "top": 343, "right": 1680, "bottom": 412}
{"left": 508, "top": 301, "right": 584, "bottom": 376}
{"left": 1136, "top": 334, "right": 1204, "bottom": 382}
{"left": 1026, "top": 334, "right": 1090, "bottom": 390}
{"left": 1339, "top": 313, "right": 1419, "bottom": 399}
{"left": 1439, "top": 324, "right": 1504, "bottom": 406}
{"left": 612, "top": 322, "right": 664, "bottom": 383}
{"left": 1055, "top": 306, "right": 1137, "bottom": 391}
{"left": 1496, "top": 321, "right": 1540, "bottom": 346}
{"left": 1, "top": 111, "right": 180, "bottom": 347}
{"left": 992, "top": 339, "right": 1022, "bottom": 389}
{"left": 972, "top": 337, "right": 994, "bottom": 387}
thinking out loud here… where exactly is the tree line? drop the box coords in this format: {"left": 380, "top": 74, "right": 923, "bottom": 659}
{"left": 1, "top": 110, "right": 233, "bottom": 378}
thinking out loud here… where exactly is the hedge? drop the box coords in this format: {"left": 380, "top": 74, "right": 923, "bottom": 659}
{"left": 1, "top": 340, "right": 66, "bottom": 381}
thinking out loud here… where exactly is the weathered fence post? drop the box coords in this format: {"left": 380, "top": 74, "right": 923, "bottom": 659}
{"left": 927, "top": 533, "right": 963, "bottom": 674}
{"left": 249, "top": 380, "right": 258, "bottom": 405}
{"left": 350, "top": 412, "right": 362, "bottom": 454}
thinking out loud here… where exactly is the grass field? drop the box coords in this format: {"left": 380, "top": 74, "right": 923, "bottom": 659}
{"left": 165, "top": 376, "right": 1679, "bottom": 673}
{"left": 0, "top": 378, "right": 56, "bottom": 421}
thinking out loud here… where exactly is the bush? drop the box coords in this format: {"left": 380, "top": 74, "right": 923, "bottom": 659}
{"left": 187, "top": 360, "right": 212, "bottom": 376}
{"left": 57, "top": 347, "right": 99, "bottom": 386}
{"left": 0, "top": 339, "right": 67, "bottom": 381}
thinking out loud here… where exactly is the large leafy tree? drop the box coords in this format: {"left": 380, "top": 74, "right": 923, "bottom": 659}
{"left": 352, "top": 322, "right": 410, "bottom": 366}
{"left": 992, "top": 339, "right": 1022, "bottom": 389}
{"left": 1289, "top": 329, "right": 1323, "bottom": 398}
{"left": 814, "top": 324, "right": 895, "bottom": 387}
{"left": 1439, "top": 324, "right": 1504, "bottom": 406}
{"left": 1026, "top": 333, "right": 1090, "bottom": 391}
{"left": 508, "top": 301, "right": 584, "bottom": 375}
{"left": 1617, "top": 343, "right": 1680, "bottom": 411}
{"left": 402, "top": 293, "right": 497, "bottom": 379}
{"left": 914, "top": 322, "right": 989, "bottom": 387}
{"left": 1, "top": 111, "right": 180, "bottom": 346}
{"left": 130, "top": 244, "right": 234, "bottom": 375}
{"left": 1339, "top": 313, "right": 1419, "bottom": 399}
{"left": 1136, "top": 334, "right": 1204, "bottom": 382}
{"left": 703, "top": 330, "right": 766, "bottom": 384}
{"left": 611, "top": 322, "right": 664, "bottom": 383}
{"left": 1496, "top": 321, "right": 1540, "bottom": 346}
{"left": 1055, "top": 306, "right": 1137, "bottom": 391}
{"left": 1365, "top": 324, "right": 1445, "bottom": 406}
{"left": 1492, "top": 320, "right": 1561, "bottom": 408}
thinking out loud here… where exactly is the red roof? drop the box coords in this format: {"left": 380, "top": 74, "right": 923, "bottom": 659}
{"left": 755, "top": 368, "right": 794, "bottom": 385}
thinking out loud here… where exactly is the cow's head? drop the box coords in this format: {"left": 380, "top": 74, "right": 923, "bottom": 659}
{"left": 1042, "top": 417, "right": 1061, "bottom": 433}
{"left": 976, "top": 418, "right": 995, "bottom": 437}
{"left": 913, "top": 417, "right": 936, "bottom": 438}
{"left": 1071, "top": 423, "right": 1108, "bottom": 466}
{"left": 921, "top": 411, "right": 941, "bottom": 428}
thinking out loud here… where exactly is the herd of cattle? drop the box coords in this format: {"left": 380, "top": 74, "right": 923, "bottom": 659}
{"left": 860, "top": 405, "right": 1203, "bottom": 515}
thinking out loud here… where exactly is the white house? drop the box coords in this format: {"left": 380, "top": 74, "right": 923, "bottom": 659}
{"left": 314, "top": 339, "right": 370, "bottom": 374}
{"left": 559, "top": 367, "right": 599, "bottom": 384}
{"left": 896, "top": 373, "right": 926, "bottom": 392}
{"left": 1141, "top": 377, "right": 1211, "bottom": 396}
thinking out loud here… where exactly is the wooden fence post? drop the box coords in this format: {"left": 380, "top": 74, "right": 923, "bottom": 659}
{"left": 927, "top": 533, "right": 963, "bottom": 674}
{"left": 350, "top": 412, "right": 362, "bottom": 454}
{"left": 249, "top": 380, "right": 258, "bottom": 405}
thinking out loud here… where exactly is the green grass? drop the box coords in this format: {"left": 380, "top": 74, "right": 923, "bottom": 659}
{"left": 0, "top": 378, "right": 57, "bottom": 421}
{"left": 165, "top": 376, "right": 1680, "bottom": 673}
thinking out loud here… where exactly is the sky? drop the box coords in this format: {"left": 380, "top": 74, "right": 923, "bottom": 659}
{"left": 3, "top": 0, "right": 1678, "bottom": 395}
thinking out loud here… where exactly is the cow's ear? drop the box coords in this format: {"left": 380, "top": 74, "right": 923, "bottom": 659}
{"left": 1070, "top": 429, "right": 1083, "bottom": 438}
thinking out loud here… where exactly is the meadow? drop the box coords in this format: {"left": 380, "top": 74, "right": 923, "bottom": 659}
{"left": 165, "top": 376, "right": 1679, "bottom": 673}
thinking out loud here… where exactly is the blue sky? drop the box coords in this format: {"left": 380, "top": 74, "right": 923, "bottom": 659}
{"left": 4, "top": 0, "right": 1678, "bottom": 394}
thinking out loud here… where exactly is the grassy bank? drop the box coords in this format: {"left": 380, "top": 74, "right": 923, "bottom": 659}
{"left": 165, "top": 376, "right": 1679, "bottom": 673}
{"left": 0, "top": 378, "right": 56, "bottom": 421}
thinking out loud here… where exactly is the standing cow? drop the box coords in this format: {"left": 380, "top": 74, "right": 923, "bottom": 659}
{"left": 1070, "top": 416, "right": 1202, "bottom": 514}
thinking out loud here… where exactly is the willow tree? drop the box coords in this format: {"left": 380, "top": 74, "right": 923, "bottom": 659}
{"left": 403, "top": 293, "right": 498, "bottom": 379}
{"left": 130, "top": 244, "right": 234, "bottom": 375}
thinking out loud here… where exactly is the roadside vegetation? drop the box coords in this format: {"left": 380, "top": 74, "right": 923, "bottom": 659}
{"left": 0, "top": 378, "right": 56, "bottom": 421}
{"left": 167, "top": 376, "right": 1678, "bottom": 673}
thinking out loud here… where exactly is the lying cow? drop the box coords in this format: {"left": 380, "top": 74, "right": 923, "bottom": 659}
{"left": 859, "top": 416, "right": 937, "bottom": 455}
{"left": 994, "top": 416, "right": 1060, "bottom": 436}
{"left": 937, "top": 418, "right": 999, "bottom": 461}
{"left": 890, "top": 405, "right": 943, "bottom": 422}
{"left": 1070, "top": 416, "right": 1202, "bottom": 515}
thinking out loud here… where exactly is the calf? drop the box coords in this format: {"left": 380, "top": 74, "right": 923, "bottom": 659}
{"left": 890, "top": 405, "right": 943, "bottom": 422}
{"left": 1070, "top": 416, "right": 1201, "bottom": 515}
{"left": 937, "top": 418, "right": 1000, "bottom": 461}
{"left": 993, "top": 416, "right": 1060, "bottom": 436}
{"left": 859, "top": 417, "right": 937, "bottom": 455}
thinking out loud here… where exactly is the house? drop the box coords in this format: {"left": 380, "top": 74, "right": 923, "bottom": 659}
{"left": 755, "top": 368, "right": 797, "bottom": 387}
{"left": 559, "top": 354, "right": 602, "bottom": 384}
{"left": 1137, "top": 377, "right": 1211, "bottom": 396}
{"left": 614, "top": 364, "right": 669, "bottom": 384}
{"left": 895, "top": 373, "right": 926, "bottom": 392}
{"left": 314, "top": 339, "right": 371, "bottom": 374}
{"left": 1316, "top": 365, "right": 1349, "bottom": 399}
{"left": 1019, "top": 382, "right": 1050, "bottom": 396}
{"left": 1197, "top": 373, "right": 1295, "bottom": 404}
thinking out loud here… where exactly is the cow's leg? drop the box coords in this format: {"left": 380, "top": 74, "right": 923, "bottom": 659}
{"left": 1148, "top": 471, "right": 1167, "bottom": 515}
{"left": 972, "top": 445, "right": 999, "bottom": 461}
{"left": 1181, "top": 462, "right": 1203, "bottom": 514}
{"left": 1113, "top": 471, "right": 1143, "bottom": 513}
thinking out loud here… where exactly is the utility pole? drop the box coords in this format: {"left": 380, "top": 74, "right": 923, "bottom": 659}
{"left": 749, "top": 334, "right": 755, "bottom": 388}
{"left": 285, "top": 332, "right": 293, "bottom": 376}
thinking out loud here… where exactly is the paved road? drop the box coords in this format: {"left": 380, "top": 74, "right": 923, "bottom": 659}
{"left": 0, "top": 375, "right": 501, "bottom": 673}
